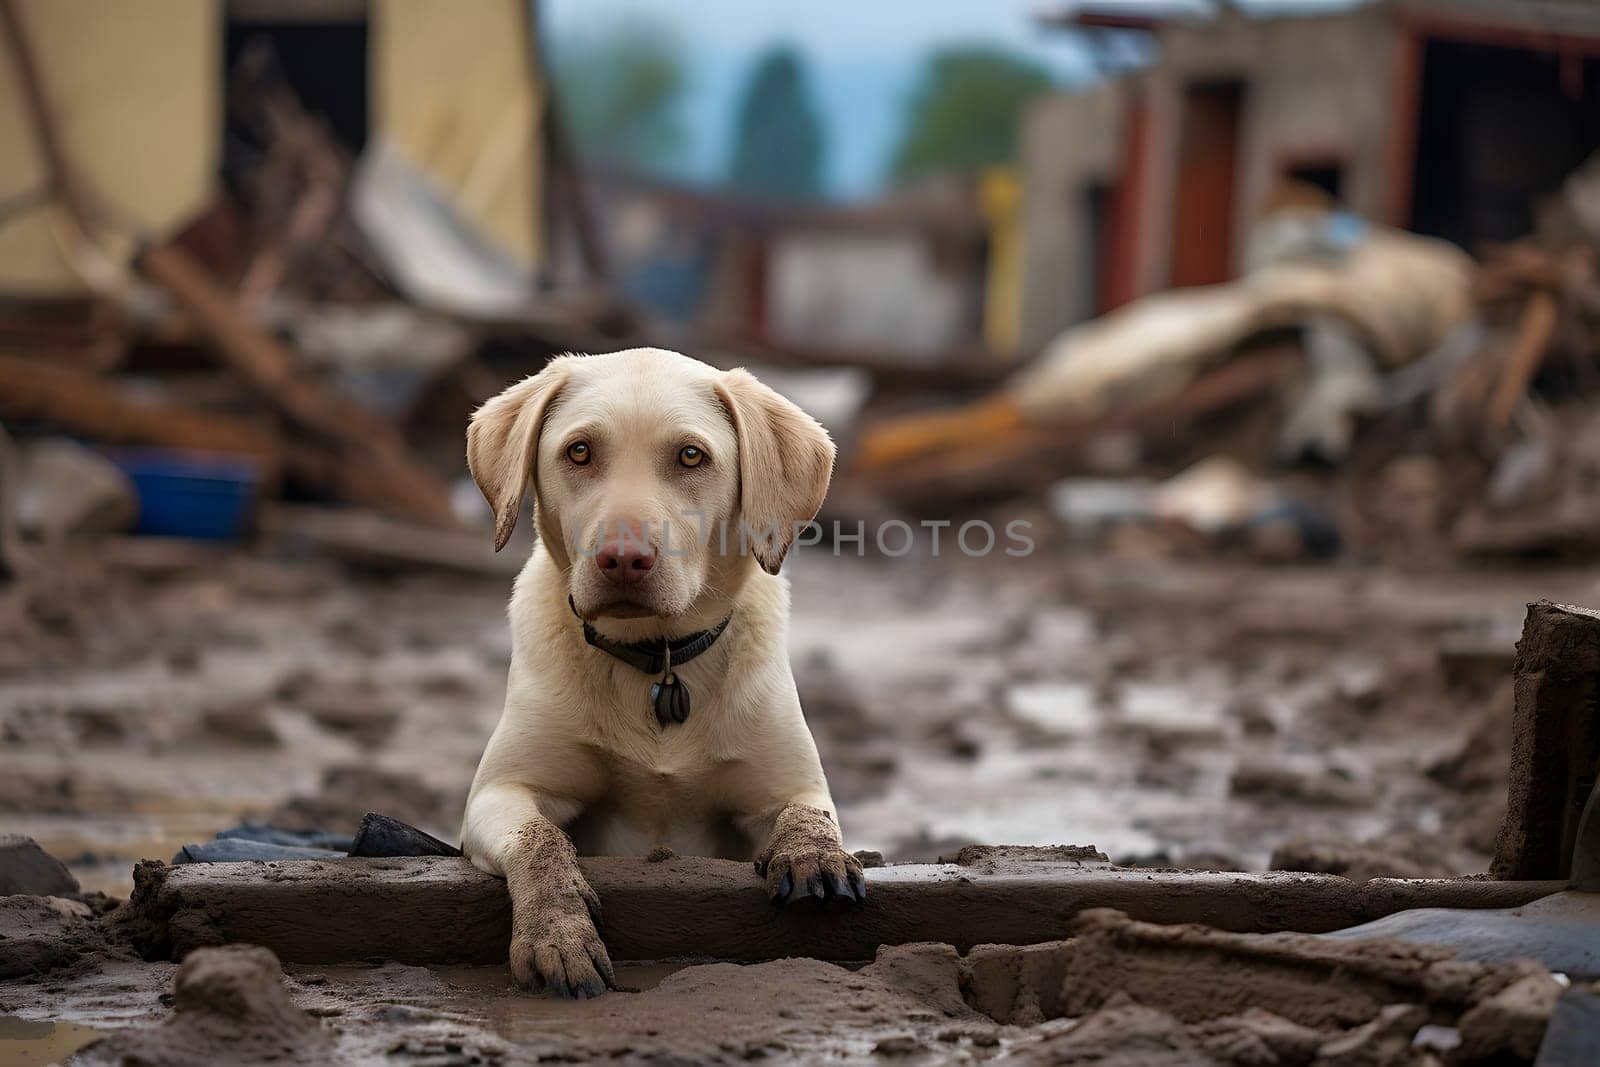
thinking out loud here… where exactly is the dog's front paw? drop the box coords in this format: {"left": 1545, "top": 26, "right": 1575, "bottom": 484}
{"left": 509, "top": 871, "right": 615, "bottom": 998}
{"left": 759, "top": 843, "right": 866, "bottom": 905}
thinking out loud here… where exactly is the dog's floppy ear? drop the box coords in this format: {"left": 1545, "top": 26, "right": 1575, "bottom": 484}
{"left": 467, "top": 359, "right": 571, "bottom": 551}
{"left": 715, "top": 368, "right": 835, "bottom": 574}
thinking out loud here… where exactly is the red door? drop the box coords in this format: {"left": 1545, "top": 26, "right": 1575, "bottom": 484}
{"left": 1100, "top": 94, "right": 1149, "bottom": 313}
{"left": 1170, "top": 81, "right": 1244, "bottom": 288}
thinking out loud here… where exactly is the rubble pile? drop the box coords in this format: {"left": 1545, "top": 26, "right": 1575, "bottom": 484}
{"left": 851, "top": 160, "right": 1600, "bottom": 566}
{"left": 0, "top": 16, "right": 622, "bottom": 560}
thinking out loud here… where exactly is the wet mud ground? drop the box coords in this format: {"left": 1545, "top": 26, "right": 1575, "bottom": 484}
{"left": 1, "top": 537, "right": 1593, "bottom": 1061}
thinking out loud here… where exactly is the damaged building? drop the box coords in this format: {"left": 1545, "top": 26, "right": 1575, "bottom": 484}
{"left": 1021, "top": 0, "right": 1600, "bottom": 349}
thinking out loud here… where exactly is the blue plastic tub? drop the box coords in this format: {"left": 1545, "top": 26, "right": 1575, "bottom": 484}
{"left": 103, "top": 449, "right": 260, "bottom": 540}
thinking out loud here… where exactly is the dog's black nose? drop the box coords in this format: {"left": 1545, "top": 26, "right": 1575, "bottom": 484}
{"left": 595, "top": 541, "right": 656, "bottom": 584}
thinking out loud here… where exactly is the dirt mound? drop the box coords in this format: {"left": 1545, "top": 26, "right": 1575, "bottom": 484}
{"left": 946, "top": 843, "right": 1110, "bottom": 873}
{"left": 493, "top": 950, "right": 996, "bottom": 1062}
{"left": 1269, "top": 832, "right": 1465, "bottom": 881}
{"left": 1058, "top": 908, "right": 1528, "bottom": 1028}
{"left": 74, "top": 945, "right": 332, "bottom": 1066}
{"left": 961, "top": 910, "right": 1559, "bottom": 1064}
{"left": 1005, "top": 996, "right": 1215, "bottom": 1065}
{"left": 0, "top": 895, "right": 110, "bottom": 979}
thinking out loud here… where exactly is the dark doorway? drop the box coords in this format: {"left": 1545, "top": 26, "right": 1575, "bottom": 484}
{"left": 1285, "top": 158, "right": 1345, "bottom": 202}
{"left": 1170, "top": 79, "right": 1245, "bottom": 288}
{"left": 1409, "top": 37, "right": 1600, "bottom": 249}
{"left": 224, "top": 19, "right": 369, "bottom": 153}
{"left": 1084, "top": 179, "right": 1113, "bottom": 317}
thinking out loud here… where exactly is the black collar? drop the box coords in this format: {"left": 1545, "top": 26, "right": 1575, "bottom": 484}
{"left": 569, "top": 597, "right": 732, "bottom": 676}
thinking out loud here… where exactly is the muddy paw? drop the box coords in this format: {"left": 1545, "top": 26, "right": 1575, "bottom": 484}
{"left": 760, "top": 845, "right": 866, "bottom": 905}
{"left": 508, "top": 870, "right": 614, "bottom": 998}
{"left": 509, "top": 909, "right": 614, "bottom": 998}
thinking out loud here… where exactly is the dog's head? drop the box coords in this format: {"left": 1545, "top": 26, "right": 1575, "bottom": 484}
{"left": 467, "top": 349, "right": 834, "bottom": 628}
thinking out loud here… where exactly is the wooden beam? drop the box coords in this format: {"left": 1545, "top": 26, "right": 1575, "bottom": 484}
{"left": 852, "top": 347, "right": 1300, "bottom": 503}
{"left": 0, "top": 358, "right": 422, "bottom": 516}
{"left": 0, "top": 0, "right": 97, "bottom": 236}
{"left": 126, "top": 855, "right": 1563, "bottom": 966}
{"left": 0, "top": 357, "right": 283, "bottom": 465}
{"left": 1486, "top": 290, "right": 1558, "bottom": 434}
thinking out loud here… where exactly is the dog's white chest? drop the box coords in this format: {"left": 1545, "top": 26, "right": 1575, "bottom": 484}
{"left": 570, "top": 740, "right": 749, "bottom": 859}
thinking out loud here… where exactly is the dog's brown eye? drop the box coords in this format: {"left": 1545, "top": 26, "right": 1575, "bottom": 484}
{"left": 679, "top": 445, "right": 704, "bottom": 468}
{"left": 567, "top": 442, "right": 591, "bottom": 465}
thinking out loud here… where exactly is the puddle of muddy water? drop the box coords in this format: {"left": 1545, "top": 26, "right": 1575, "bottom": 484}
{"left": 480, "top": 963, "right": 696, "bottom": 1041}
{"left": 0, "top": 1015, "right": 104, "bottom": 1066}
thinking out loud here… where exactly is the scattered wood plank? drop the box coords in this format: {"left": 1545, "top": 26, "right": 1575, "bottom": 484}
{"left": 0, "top": 0, "right": 97, "bottom": 236}
{"left": 0, "top": 357, "right": 283, "bottom": 466}
{"left": 1486, "top": 290, "right": 1558, "bottom": 435}
{"left": 126, "top": 854, "right": 1563, "bottom": 966}
{"left": 0, "top": 358, "right": 412, "bottom": 513}
{"left": 2, "top": 3, "right": 457, "bottom": 527}
{"left": 850, "top": 348, "right": 1300, "bottom": 506}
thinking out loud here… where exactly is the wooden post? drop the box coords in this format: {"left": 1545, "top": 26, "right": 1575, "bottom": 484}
{"left": 0, "top": 0, "right": 97, "bottom": 236}
{"left": 1491, "top": 600, "right": 1600, "bottom": 881}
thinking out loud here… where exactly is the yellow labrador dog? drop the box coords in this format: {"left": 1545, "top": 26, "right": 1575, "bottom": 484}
{"left": 461, "top": 348, "right": 863, "bottom": 998}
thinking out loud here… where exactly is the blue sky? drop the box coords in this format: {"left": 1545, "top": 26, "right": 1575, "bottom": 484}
{"left": 542, "top": 0, "right": 1363, "bottom": 200}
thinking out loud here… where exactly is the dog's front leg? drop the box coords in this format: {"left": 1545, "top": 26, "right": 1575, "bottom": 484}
{"left": 463, "top": 783, "right": 614, "bottom": 998}
{"left": 754, "top": 802, "right": 866, "bottom": 905}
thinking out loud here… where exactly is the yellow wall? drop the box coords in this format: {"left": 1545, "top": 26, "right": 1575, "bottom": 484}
{"left": 372, "top": 0, "right": 544, "bottom": 272}
{"left": 0, "top": 0, "right": 219, "bottom": 294}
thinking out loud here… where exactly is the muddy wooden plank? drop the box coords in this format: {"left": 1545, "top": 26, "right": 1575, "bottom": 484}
{"left": 0, "top": 357, "right": 285, "bottom": 465}
{"left": 852, "top": 348, "right": 1300, "bottom": 506}
{"left": 1492, "top": 600, "right": 1600, "bottom": 881}
{"left": 126, "top": 856, "right": 1564, "bottom": 966}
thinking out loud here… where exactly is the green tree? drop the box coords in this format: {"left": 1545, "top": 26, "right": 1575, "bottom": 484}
{"left": 890, "top": 47, "right": 1054, "bottom": 182}
{"left": 728, "top": 46, "right": 826, "bottom": 201}
{"left": 552, "top": 21, "right": 690, "bottom": 174}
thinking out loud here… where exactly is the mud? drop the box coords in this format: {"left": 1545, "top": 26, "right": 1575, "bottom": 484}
{"left": 0, "top": 539, "right": 1588, "bottom": 1061}
{"left": 0, "top": 898, "right": 1569, "bottom": 1064}
{"left": 1054, "top": 909, "right": 1527, "bottom": 1028}
{"left": 1269, "top": 832, "right": 1465, "bottom": 882}
{"left": 2, "top": 542, "right": 1576, "bottom": 897}
{"left": 961, "top": 910, "right": 1565, "bottom": 1064}
{"left": 1003, "top": 997, "right": 1212, "bottom": 1065}
{"left": 73, "top": 946, "right": 334, "bottom": 1066}
{"left": 1455, "top": 973, "right": 1566, "bottom": 1063}
{"left": 0, "top": 894, "right": 118, "bottom": 980}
